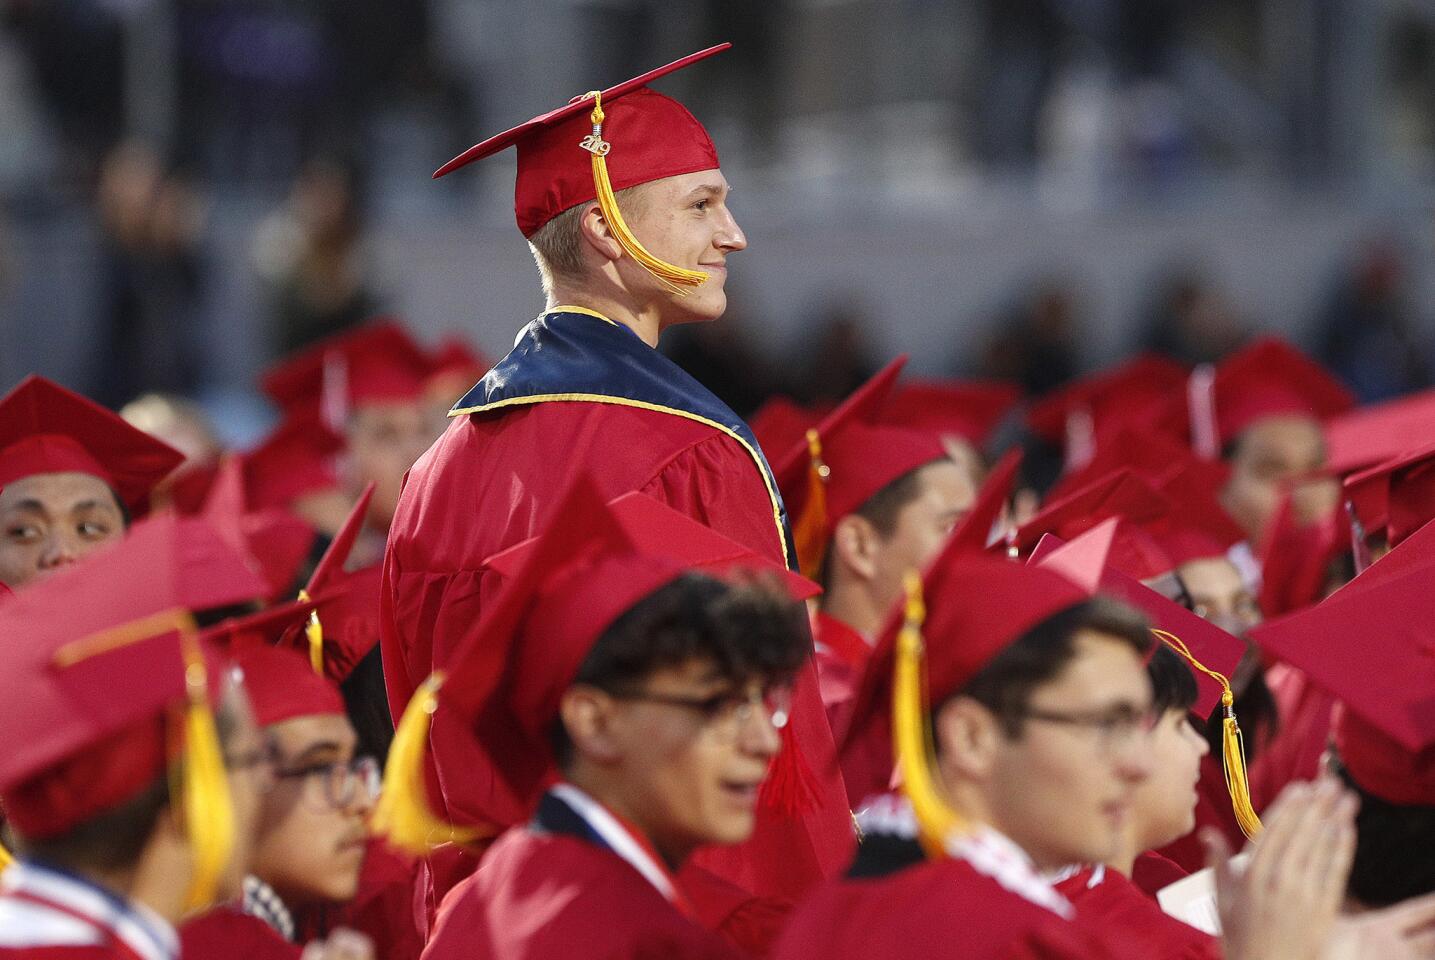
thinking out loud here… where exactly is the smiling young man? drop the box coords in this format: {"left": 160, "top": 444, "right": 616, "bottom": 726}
{"left": 0, "top": 376, "right": 183, "bottom": 589}
{"left": 381, "top": 45, "right": 852, "bottom": 915}
{"left": 378, "top": 482, "right": 816, "bottom": 959}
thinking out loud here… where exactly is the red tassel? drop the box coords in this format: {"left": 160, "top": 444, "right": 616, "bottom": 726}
{"left": 759, "top": 718, "right": 819, "bottom": 817}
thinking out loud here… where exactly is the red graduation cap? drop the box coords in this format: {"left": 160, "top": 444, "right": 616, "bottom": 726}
{"left": 1257, "top": 496, "right": 1346, "bottom": 618}
{"left": 1026, "top": 355, "right": 1189, "bottom": 467}
{"left": 773, "top": 358, "right": 947, "bottom": 577}
{"left": 838, "top": 538, "right": 1089, "bottom": 808}
{"left": 948, "top": 449, "right": 1022, "bottom": 554}
{"left": 241, "top": 412, "right": 346, "bottom": 512}
{"left": 0, "top": 512, "right": 267, "bottom": 839}
{"left": 1011, "top": 468, "right": 1172, "bottom": 556}
{"left": 749, "top": 396, "right": 827, "bottom": 460}
{"left": 373, "top": 475, "right": 818, "bottom": 851}
{"left": 881, "top": 379, "right": 1020, "bottom": 448}
{"left": 434, "top": 45, "right": 727, "bottom": 235}
{"left": 425, "top": 336, "right": 492, "bottom": 403}
{"left": 201, "top": 455, "right": 316, "bottom": 600}
{"left": 1324, "top": 387, "right": 1435, "bottom": 477}
{"left": 1344, "top": 441, "right": 1435, "bottom": 550}
{"left": 232, "top": 645, "right": 346, "bottom": 728}
{"left": 261, "top": 320, "right": 434, "bottom": 424}
{"left": 0, "top": 375, "right": 184, "bottom": 510}
{"left": 1180, "top": 337, "right": 1354, "bottom": 456}
{"left": 1253, "top": 561, "right": 1435, "bottom": 805}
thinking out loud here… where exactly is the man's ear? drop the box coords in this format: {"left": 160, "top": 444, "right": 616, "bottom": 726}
{"left": 577, "top": 202, "right": 624, "bottom": 263}
{"left": 933, "top": 696, "right": 1004, "bottom": 783}
{"left": 831, "top": 514, "right": 881, "bottom": 583}
{"left": 558, "top": 686, "right": 624, "bottom": 765}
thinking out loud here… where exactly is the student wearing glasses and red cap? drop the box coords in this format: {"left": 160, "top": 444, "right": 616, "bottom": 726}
{"left": 0, "top": 376, "right": 183, "bottom": 589}
{"left": 381, "top": 44, "right": 852, "bottom": 918}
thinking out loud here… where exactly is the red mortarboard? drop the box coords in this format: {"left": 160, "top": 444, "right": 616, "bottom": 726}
{"left": 242, "top": 413, "right": 345, "bottom": 512}
{"left": 1025, "top": 356, "right": 1189, "bottom": 464}
{"left": 1011, "top": 469, "right": 1171, "bottom": 556}
{"left": 839, "top": 541, "right": 1090, "bottom": 804}
{"left": 202, "top": 455, "right": 316, "bottom": 599}
{"left": 0, "top": 512, "right": 267, "bottom": 837}
{"left": 773, "top": 358, "right": 947, "bottom": 576}
{"left": 232, "top": 645, "right": 346, "bottom": 728}
{"left": 749, "top": 396, "right": 826, "bottom": 460}
{"left": 427, "top": 337, "right": 491, "bottom": 385}
{"left": 1031, "top": 522, "right": 1246, "bottom": 718}
{"left": 1181, "top": 337, "right": 1354, "bottom": 456}
{"left": 1324, "top": 387, "right": 1435, "bottom": 477}
{"left": 275, "top": 485, "right": 381, "bottom": 683}
{"left": 881, "top": 379, "right": 1020, "bottom": 448}
{"left": 261, "top": 320, "right": 434, "bottom": 424}
{"left": 1253, "top": 562, "right": 1435, "bottom": 804}
{"left": 433, "top": 45, "right": 728, "bottom": 238}
{"left": 0, "top": 375, "right": 184, "bottom": 510}
{"left": 1257, "top": 496, "right": 1345, "bottom": 618}
{"left": 1344, "top": 442, "right": 1435, "bottom": 550}
{"left": 949, "top": 449, "right": 1022, "bottom": 553}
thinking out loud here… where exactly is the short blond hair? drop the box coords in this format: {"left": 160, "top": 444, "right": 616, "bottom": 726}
{"left": 526, "top": 184, "right": 647, "bottom": 297}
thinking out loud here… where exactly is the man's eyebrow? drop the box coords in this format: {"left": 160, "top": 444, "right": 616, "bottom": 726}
{"left": 683, "top": 182, "right": 727, "bottom": 201}
{"left": 288, "top": 741, "right": 346, "bottom": 764}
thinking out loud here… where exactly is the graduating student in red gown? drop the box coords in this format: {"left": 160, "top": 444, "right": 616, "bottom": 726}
{"left": 381, "top": 45, "right": 851, "bottom": 914}
{"left": 377, "top": 480, "right": 816, "bottom": 958}
{"left": 0, "top": 518, "right": 271, "bottom": 960}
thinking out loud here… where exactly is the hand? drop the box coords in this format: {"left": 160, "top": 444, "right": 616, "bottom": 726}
{"left": 300, "top": 928, "right": 375, "bottom": 960}
{"left": 1325, "top": 892, "right": 1435, "bottom": 960}
{"left": 1212, "top": 778, "right": 1358, "bottom": 960}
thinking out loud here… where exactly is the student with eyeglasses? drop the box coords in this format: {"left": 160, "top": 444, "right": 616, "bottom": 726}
{"left": 182, "top": 647, "right": 378, "bottom": 960}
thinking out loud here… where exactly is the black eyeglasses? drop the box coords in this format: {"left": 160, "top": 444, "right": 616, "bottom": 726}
{"left": 1016, "top": 705, "right": 1157, "bottom": 753}
{"left": 273, "top": 756, "right": 381, "bottom": 809}
{"left": 607, "top": 683, "right": 792, "bottom": 742}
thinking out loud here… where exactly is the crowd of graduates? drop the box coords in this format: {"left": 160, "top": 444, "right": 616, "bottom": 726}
{"left": 8, "top": 41, "right": 1435, "bottom": 960}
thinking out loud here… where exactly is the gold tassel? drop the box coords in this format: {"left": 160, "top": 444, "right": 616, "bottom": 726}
{"left": 297, "top": 590, "right": 324, "bottom": 676}
{"left": 371, "top": 673, "right": 484, "bottom": 855}
{"left": 792, "top": 429, "right": 831, "bottom": 580}
{"left": 1154, "top": 629, "right": 1262, "bottom": 839}
{"left": 580, "top": 91, "right": 710, "bottom": 297}
{"left": 175, "top": 629, "right": 236, "bottom": 912}
{"left": 893, "top": 571, "right": 966, "bottom": 858}
{"left": 0, "top": 840, "right": 13, "bottom": 871}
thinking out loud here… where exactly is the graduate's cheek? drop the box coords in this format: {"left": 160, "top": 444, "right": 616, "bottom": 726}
{"left": 1131, "top": 712, "right": 1207, "bottom": 850}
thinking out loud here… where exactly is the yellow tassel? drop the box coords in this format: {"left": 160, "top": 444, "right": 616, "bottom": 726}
{"left": 297, "top": 590, "right": 324, "bottom": 676}
{"left": 371, "top": 673, "right": 484, "bottom": 855}
{"left": 893, "top": 571, "right": 966, "bottom": 859}
{"left": 0, "top": 839, "right": 13, "bottom": 871}
{"left": 175, "top": 629, "right": 236, "bottom": 912}
{"left": 580, "top": 91, "right": 710, "bottom": 297}
{"left": 792, "top": 429, "right": 831, "bottom": 580}
{"left": 1154, "top": 629, "right": 1262, "bottom": 839}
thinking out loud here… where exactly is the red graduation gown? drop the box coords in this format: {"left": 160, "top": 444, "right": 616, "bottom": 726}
{"left": 383, "top": 322, "right": 853, "bottom": 905}
{"left": 179, "top": 908, "right": 300, "bottom": 960}
{"left": 811, "top": 611, "right": 870, "bottom": 732}
{"left": 1130, "top": 851, "right": 1190, "bottom": 898}
{"left": 421, "top": 827, "right": 739, "bottom": 960}
{"left": 772, "top": 855, "right": 1110, "bottom": 960}
{"left": 1054, "top": 865, "right": 1221, "bottom": 960}
{"left": 293, "top": 840, "right": 424, "bottom": 960}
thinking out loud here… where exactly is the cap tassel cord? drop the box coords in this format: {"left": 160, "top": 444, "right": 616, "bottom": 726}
{"left": 792, "top": 428, "right": 831, "bottom": 580}
{"left": 757, "top": 701, "right": 819, "bottom": 817}
{"left": 174, "top": 629, "right": 236, "bottom": 912}
{"left": 297, "top": 590, "right": 324, "bottom": 676}
{"left": 372, "top": 673, "right": 484, "bottom": 855}
{"left": 581, "top": 91, "right": 709, "bottom": 297}
{"left": 1154, "top": 629, "right": 1262, "bottom": 839}
{"left": 0, "top": 840, "right": 13, "bottom": 871}
{"left": 893, "top": 571, "right": 966, "bottom": 858}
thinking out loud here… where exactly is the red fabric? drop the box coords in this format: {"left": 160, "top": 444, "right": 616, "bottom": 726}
{"left": 0, "top": 948, "right": 145, "bottom": 960}
{"left": 262, "top": 320, "right": 432, "bottom": 418}
{"left": 232, "top": 646, "right": 346, "bottom": 726}
{"left": 1130, "top": 851, "right": 1189, "bottom": 898}
{"left": 1336, "top": 703, "right": 1435, "bottom": 806}
{"left": 383, "top": 400, "right": 853, "bottom": 905}
{"left": 420, "top": 828, "right": 740, "bottom": 960}
{"left": 1247, "top": 663, "right": 1335, "bottom": 812}
{"left": 1055, "top": 866, "right": 1220, "bottom": 959}
{"left": 295, "top": 840, "right": 425, "bottom": 960}
{"left": 677, "top": 863, "right": 792, "bottom": 959}
{"left": 772, "top": 858, "right": 1113, "bottom": 960}
{"left": 180, "top": 907, "right": 301, "bottom": 960}
{"left": 811, "top": 612, "right": 869, "bottom": 737}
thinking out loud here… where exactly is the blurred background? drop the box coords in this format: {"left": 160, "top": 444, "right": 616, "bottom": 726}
{"left": 4, "top": 0, "right": 1435, "bottom": 441}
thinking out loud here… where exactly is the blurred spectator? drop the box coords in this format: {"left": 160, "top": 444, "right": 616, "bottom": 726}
{"left": 92, "top": 140, "right": 208, "bottom": 408}
{"left": 1139, "top": 268, "right": 1246, "bottom": 365}
{"left": 1317, "top": 239, "right": 1430, "bottom": 403}
{"left": 976, "top": 280, "right": 1080, "bottom": 395}
{"left": 662, "top": 292, "right": 780, "bottom": 418}
{"left": 792, "top": 297, "right": 880, "bottom": 406}
{"left": 121, "top": 391, "right": 224, "bottom": 511}
{"left": 974, "top": 0, "right": 1066, "bottom": 169}
{"left": 253, "top": 157, "right": 378, "bottom": 356}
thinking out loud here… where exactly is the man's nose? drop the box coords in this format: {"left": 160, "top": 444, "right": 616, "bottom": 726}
{"left": 39, "top": 530, "right": 81, "bottom": 570}
{"left": 716, "top": 209, "right": 747, "bottom": 253}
